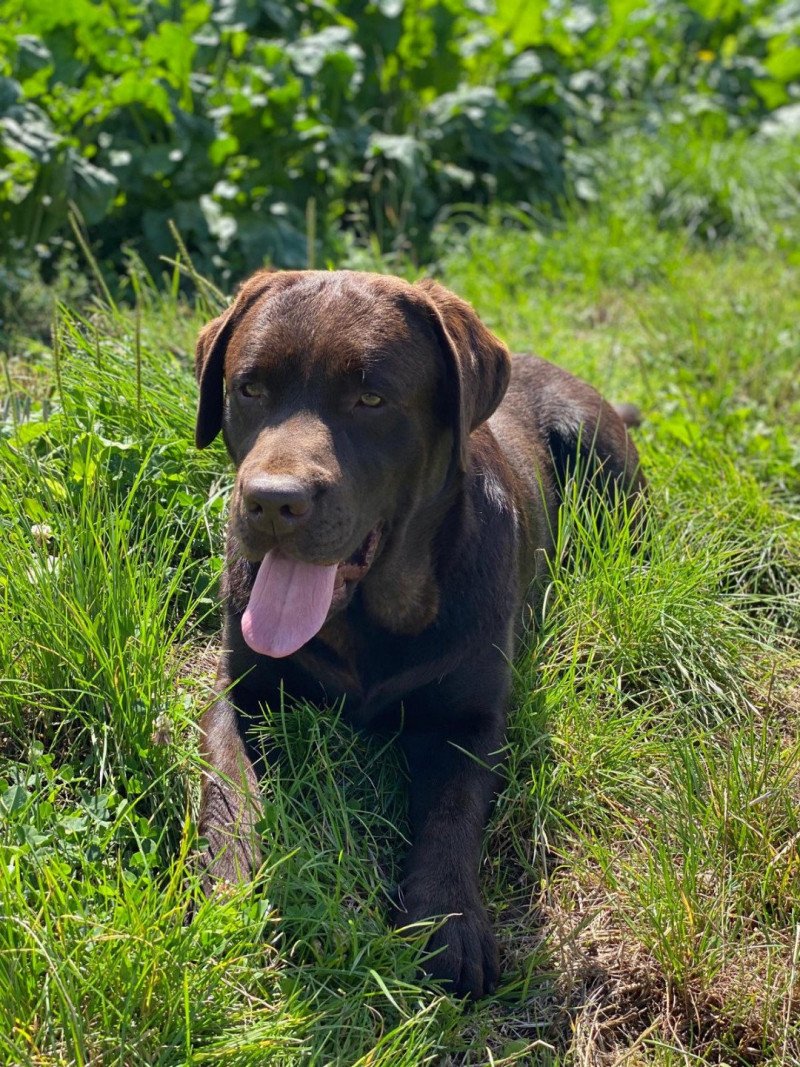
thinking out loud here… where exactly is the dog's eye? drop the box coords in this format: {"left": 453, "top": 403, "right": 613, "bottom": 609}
{"left": 239, "top": 381, "right": 267, "bottom": 399}
{"left": 358, "top": 393, "right": 385, "bottom": 408}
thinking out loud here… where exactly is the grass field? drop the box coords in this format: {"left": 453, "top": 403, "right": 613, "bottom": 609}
{"left": 1, "top": 131, "right": 799, "bottom": 1065}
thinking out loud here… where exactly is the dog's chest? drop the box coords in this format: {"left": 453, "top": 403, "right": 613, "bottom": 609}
{"left": 292, "top": 612, "right": 413, "bottom": 725}
{"left": 303, "top": 620, "right": 364, "bottom": 698}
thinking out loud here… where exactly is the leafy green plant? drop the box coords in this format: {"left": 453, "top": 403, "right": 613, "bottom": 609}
{"left": 1, "top": 0, "right": 796, "bottom": 284}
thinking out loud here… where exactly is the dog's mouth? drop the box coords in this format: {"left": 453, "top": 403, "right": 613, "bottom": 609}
{"left": 241, "top": 525, "right": 382, "bottom": 659}
{"left": 333, "top": 524, "right": 381, "bottom": 593}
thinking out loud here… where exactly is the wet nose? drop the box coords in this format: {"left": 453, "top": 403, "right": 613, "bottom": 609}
{"left": 242, "top": 475, "right": 315, "bottom": 534}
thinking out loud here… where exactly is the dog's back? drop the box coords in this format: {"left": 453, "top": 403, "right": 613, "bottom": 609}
{"left": 490, "top": 354, "right": 644, "bottom": 610}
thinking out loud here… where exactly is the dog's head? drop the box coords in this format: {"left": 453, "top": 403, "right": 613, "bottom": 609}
{"left": 194, "top": 270, "right": 510, "bottom": 654}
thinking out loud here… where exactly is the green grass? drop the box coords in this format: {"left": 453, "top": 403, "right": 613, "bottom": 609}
{"left": 1, "top": 131, "right": 799, "bottom": 1065}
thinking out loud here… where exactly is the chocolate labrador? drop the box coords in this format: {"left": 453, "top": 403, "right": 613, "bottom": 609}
{"left": 193, "top": 270, "right": 643, "bottom": 998}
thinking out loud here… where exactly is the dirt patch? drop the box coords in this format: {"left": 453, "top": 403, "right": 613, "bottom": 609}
{"left": 539, "top": 877, "right": 800, "bottom": 1064}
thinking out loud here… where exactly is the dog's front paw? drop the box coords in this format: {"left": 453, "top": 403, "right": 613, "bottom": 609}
{"left": 198, "top": 827, "right": 260, "bottom": 895}
{"left": 395, "top": 878, "right": 500, "bottom": 999}
{"left": 198, "top": 779, "right": 262, "bottom": 896}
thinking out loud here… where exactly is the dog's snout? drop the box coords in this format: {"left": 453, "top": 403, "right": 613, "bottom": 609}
{"left": 242, "top": 475, "right": 315, "bottom": 533}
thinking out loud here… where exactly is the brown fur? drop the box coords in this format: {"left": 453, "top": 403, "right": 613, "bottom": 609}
{"left": 193, "top": 270, "right": 644, "bottom": 998}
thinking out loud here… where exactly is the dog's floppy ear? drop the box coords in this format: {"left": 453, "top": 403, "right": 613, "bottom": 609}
{"left": 415, "top": 278, "right": 511, "bottom": 472}
{"left": 194, "top": 312, "right": 228, "bottom": 448}
{"left": 194, "top": 270, "right": 298, "bottom": 449}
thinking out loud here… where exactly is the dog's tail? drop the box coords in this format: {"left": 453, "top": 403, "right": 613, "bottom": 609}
{"left": 612, "top": 402, "right": 643, "bottom": 430}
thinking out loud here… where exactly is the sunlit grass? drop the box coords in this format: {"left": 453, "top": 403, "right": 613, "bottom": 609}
{"left": 1, "top": 133, "right": 799, "bottom": 1063}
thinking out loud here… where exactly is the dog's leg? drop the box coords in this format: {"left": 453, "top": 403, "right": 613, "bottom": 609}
{"left": 198, "top": 680, "right": 263, "bottom": 892}
{"left": 396, "top": 706, "right": 505, "bottom": 998}
{"left": 546, "top": 388, "right": 645, "bottom": 503}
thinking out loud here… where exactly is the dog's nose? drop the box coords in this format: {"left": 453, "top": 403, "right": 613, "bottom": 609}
{"left": 242, "top": 475, "right": 314, "bottom": 534}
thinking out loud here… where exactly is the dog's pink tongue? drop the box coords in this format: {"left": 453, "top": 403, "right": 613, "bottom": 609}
{"left": 241, "top": 550, "right": 338, "bottom": 658}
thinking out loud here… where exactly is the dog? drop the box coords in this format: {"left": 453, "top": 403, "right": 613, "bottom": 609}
{"left": 193, "top": 270, "right": 643, "bottom": 998}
